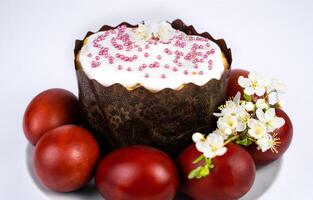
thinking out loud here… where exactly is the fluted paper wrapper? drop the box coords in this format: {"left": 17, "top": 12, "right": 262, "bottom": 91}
{"left": 74, "top": 19, "right": 232, "bottom": 157}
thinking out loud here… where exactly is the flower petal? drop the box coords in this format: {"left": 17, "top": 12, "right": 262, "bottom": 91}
{"left": 213, "top": 112, "right": 223, "bottom": 117}
{"left": 192, "top": 132, "right": 204, "bottom": 143}
{"left": 248, "top": 72, "right": 257, "bottom": 81}
{"left": 233, "top": 92, "right": 241, "bottom": 104}
{"left": 248, "top": 118, "right": 257, "bottom": 128}
{"left": 238, "top": 76, "right": 251, "bottom": 88}
{"left": 236, "top": 122, "right": 247, "bottom": 132}
{"left": 265, "top": 108, "right": 276, "bottom": 120}
{"left": 195, "top": 142, "right": 208, "bottom": 153}
{"left": 245, "top": 102, "right": 254, "bottom": 111}
{"left": 215, "top": 147, "right": 227, "bottom": 156}
{"left": 256, "top": 108, "right": 266, "bottom": 122}
{"left": 244, "top": 87, "right": 255, "bottom": 95}
{"left": 207, "top": 133, "right": 219, "bottom": 146}
{"left": 255, "top": 86, "right": 266, "bottom": 96}
{"left": 203, "top": 150, "right": 216, "bottom": 159}
{"left": 272, "top": 117, "right": 285, "bottom": 129}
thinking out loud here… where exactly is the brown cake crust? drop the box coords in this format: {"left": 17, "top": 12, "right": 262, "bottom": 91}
{"left": 74, "top": 19, "right": 232, "bottom": 157}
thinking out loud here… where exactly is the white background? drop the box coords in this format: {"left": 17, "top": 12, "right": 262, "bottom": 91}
{"left": 1, "top": 0, "right": 313, "bottom": 199}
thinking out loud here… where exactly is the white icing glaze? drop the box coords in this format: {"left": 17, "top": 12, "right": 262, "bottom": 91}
{"left": 78, "top": 21, "right": 226, "bottom": 92}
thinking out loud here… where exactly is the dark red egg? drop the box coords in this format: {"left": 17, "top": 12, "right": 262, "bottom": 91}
{"left": 177, "top": 143, "right": 255, "bottom": 200}
{"left": 95, "top": 145, "right": 179, "bottom": 200}
{"left": 23, "top": 88, "right": 80, "bottom": 145}
{"left": 246, "top": 108, "right": 293, "bottom": 166}
{"left": 34, "top": 125, "right": 100, "bottom": 192}
{"left": 227, "top": 69, "right": 250, "bottom": 98}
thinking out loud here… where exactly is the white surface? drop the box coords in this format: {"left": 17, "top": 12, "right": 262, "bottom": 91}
{"left": 0, "top": 0, "right": 312, "bottom": 199}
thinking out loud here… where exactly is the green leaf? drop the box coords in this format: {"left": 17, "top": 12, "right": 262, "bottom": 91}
{"left": 236, "top": 137, "right": 253, "bottom": 146}
{"left": 243, "top": 94, "right": 252, "bottom": 102}
{"left": 188, "top": 166, "right": 204, "bottom": 179}
{"left": 188, "top": 158, "right": 216, "bottom": 179}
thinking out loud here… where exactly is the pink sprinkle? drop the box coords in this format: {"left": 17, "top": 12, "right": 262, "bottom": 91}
{"left": 164, "top": 64, "right": 170, "bottom": 69}
{"left": 127, "top": 67, "right": 132, "bottom": 71}
{"left": 161, "top": 74, "right": 166, "bottom": 79}
{"left": 87, "top": 53, "right": 92, "bottom": 57}
{"left": 210, "top": 49, "right": 215, "bottom": 54}
{"left": 206, "top": 43, "right": 210, "bottom": 47}
{"left": 117, "top": 65, "right": 123, "bottom": 70}
{"left": 178, "top": 62, "right": 183, "bottom": 67}
{"left": 95, "top": 56, "right": 100, "bottom": 61}
{"left": 203, "top": 54, "right": 208, "bottom": 59}
{"left": 172, "top": 67, "right": 178, "bottom": 72}
{"left": 193, "top": 64, "right": 199, "bottom": 69}
{"left": 126, "top": 46, "right": 132, "bottom": 51}
{"left": 133, "top": 55, "right": 138, "bottom": 60}
{"left": 199, "top": 70, "right": 204, "bottom": 75}
{"left": 145, "top": 73, "right": 149, "bottom": 78}
{"left": 144, "top": 53, "right": 150, "bottom": 57}
{"left": 208, "top": 60, "right": 213, "bottom": 65}
{"left": 141, "top": 64, "right": 147, "bottom": 68}
{"left": 137, "top": 47, "right": 143, "bottom": 52}
{"left": 109, "top": 57, "right": 114, "bottom": 64}
{"left": 184, "top": 70, "right": 189, "bottom": 75}
{"left": 156, "top": 55, "right": 162, "bottom": 60}
{"left": 145, "top": 44, "right": 150, "bottom": 49}
{"left": 91, "top": 61, "right": 100, "bottom": 68}
{"left": 154, "top": 61, "right": 160, "bottom": 68}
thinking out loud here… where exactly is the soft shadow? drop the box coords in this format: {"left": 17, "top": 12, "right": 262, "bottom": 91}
{"left": 174, "top": 192, "right": 192, "bottom": 200}
{"left": 27, "top": 143, "right": 282, "bottom": 200}
{"left": 241, "top": 158, "right": 283, "bottom": 200}
{"left": 25, "top": 144, "right": 102, "bottom": 200}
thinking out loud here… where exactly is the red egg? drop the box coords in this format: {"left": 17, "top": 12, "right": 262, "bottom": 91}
{"left": 227, "top": 69, "right": 250, "bottom": 98}
{"left": 34, "top": 125, "right": 100, "bottom": 192}
{"left": 23, "top": 88, "right": 81, "bottom": 145}
{"left": 246, "top": 109, "right": 293, "bottom": 166}
{"left": 95, "top": 145, "right": 179, "bottom": 200}
{"left": 177, "top": 143, "right": 255, "bottom": 200}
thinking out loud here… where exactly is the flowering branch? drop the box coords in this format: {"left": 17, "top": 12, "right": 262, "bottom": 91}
{"left": 188, "top": 71, "right": 287, "bottom": 179}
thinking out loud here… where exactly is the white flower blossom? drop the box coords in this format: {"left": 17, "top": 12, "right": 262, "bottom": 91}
{"left": 155, "top": 21, "right": 175, "bottom": 41}
{"left": 214, "top": 93, "right": 249, "bottom": 119}
{"left": 256, "top": 133, "right": 280, "bottom": 153}
{"left": 244, "top": 102, "right": 255, "bottom": 112}
{"left": 192, "top": 133, "right": 227, "bottom": 159}
{"left": 256, "top": 108, "right": 285, "bottom": 132}
{"left": 238, "top": 72, "right": 270, "bottom": 96}
{"left": 192, "top": 132, "right": 209, "bottom": 153}
{"left": 134, "top": 21, "right": 175, "bottom": 42}
{"left": 135, "top": 23, "right": 151, "bottom": 41}
{"left": 213, "top": 128, "right": 232, "bottom": 140}
{"left": 256, "top": 99, "right": 269, "bottom": 110}
{"left": 217, "top": 114, "right": 247, "bottom": 134}
{"left": 267, "top": 78, "right": 287, "bottom": 93}
{"left": 248, "top": 119, "right": 267, "bottom": 139}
